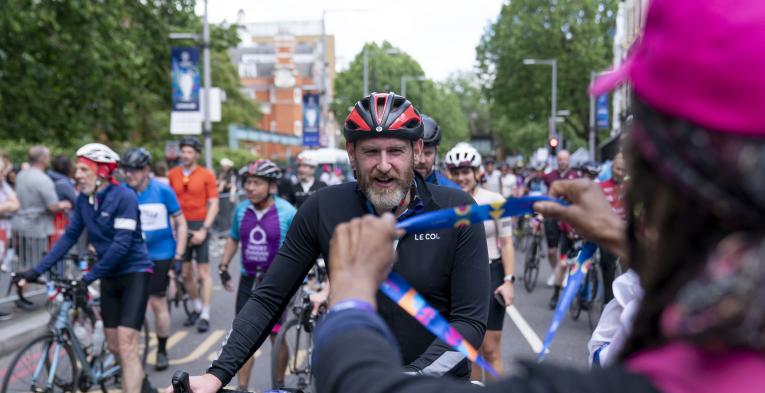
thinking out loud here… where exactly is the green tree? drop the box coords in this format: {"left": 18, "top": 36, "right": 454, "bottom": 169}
{"left": 0, "top": 0, "right": 258, "bottom": 146}
{"left": 477, "top": 0, "right": 617, "bottom": 153}
{"left": 331, "top": 42, "right": 468, "bottom": 149}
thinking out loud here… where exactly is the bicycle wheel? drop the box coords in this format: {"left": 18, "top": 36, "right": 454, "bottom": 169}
{"left": 1, "top": 334, "right": 78, "bottom": 393}
{"left": 523, "top": 239, "right": 540, "bottom": 293}
{"left": 569, "top": 279, "right": 585, "bottom": 321}
{"left": 271, "top": 318, "right": 312, "bottom": 391}
{"left": 587, "top": 264, "right": 605, "bottom": 331}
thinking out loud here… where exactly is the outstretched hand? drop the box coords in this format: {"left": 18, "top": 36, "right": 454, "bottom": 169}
{"left": 534, "top": 179, "right": 628, "bottom": 261}
{"left": 327, "top": 213, "right": 401, "bottom": 308}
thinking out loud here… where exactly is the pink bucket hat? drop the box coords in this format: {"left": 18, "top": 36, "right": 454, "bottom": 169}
{"left": 591, "top": 0, "right": 765, "bottom": 136}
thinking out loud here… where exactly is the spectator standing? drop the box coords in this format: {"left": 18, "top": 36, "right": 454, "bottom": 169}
{"left": 12, "top": 146, "right": 71, "bottom": 310}
{"left": 0, "top": 155, "right": 19, "bottom": 320}
{"left": 168, "top": 138, "right": 219, "bottom": 332}
{"left": 483, "top": 159, "right": 502, "bottom": 194}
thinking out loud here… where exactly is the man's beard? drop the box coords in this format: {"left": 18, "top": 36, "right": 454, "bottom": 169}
{"left": 358, "top": 160, "right": 414, "bottom": 213}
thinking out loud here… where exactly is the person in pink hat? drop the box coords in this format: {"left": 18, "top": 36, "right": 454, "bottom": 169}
{"left": 302, "top": 1, "right": 765, "bottom": 393}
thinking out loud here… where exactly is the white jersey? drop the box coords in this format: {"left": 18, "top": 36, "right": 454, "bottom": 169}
{"left": 472, "top": 187, "right": 514, "bottom": 261}
{"left": 501, "top": 173, "right": 517, "bottom": 198}
{"left": 588, "top": 269, "right": 643, "bottom": 367}
{"left": 484, "top": 170, "right": 502, "bottom": 194}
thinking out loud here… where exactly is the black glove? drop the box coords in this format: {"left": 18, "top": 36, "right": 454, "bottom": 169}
{"left": 218, "top": 267, "right": 231, "bottom": 288}
{"left": 15, "top": 270, "right": 40, "bottom": 284}
{"left": 172, "top": 258, "right": 184, "bottom": 275}
{"left": 73, "top": 280, "right": 89, "bottom": 309}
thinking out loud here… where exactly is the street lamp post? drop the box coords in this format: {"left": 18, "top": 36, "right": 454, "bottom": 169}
{"left": 202, "top": 0, "right": 211, "bottom": 169}
{"left": 400, "top": 75, "right": 427, "bottom": 97}
{"left": 523, "top": 58, "right": 557, "bottom": 146}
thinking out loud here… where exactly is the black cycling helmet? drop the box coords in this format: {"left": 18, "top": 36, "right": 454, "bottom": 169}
{"left": 239, "top": 159, "right": 282, "bottom": 183}
{"left": 421, "top": 115, "right": 441, "bottom": 147}
{"left": 179, "top": 137, "right": 202, "bottom": 152}
{"left": 581, "top": 160, "right": 601, "bottom": 177}
{"left": 344, "top": 92, "right": 423, "bottom": 142}
{"left": 121, "top": 147, "right": 152, "bottom": 169}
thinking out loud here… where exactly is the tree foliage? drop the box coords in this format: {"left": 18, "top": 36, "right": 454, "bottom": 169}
{"left": 477, "top": 0, "right": 617, "bottom": 154}
{"left": 0, "top": 0, "right": 259, "bottom": 146}
{"left": 332, "top": 42, "right": 469, "bottom": 150}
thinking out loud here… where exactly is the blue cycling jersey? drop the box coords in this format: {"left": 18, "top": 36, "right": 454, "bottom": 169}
{"left": 35, "top": 184, "right": 152, "bottom": 284}
{"left": 425, "top": 170, "right": 461, "bottom": 190}
{"left": 230, "top": 196, "right": 296, "bottom": 276}
{"left": 133, "top": 179, "right": 181, "bottom": 261}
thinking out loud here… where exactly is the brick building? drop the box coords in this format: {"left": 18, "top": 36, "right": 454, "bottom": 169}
{"left": 229, "top": 17, "right": 338, "bottom": 162}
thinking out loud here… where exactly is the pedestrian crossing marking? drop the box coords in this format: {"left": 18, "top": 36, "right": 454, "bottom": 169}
{"left": 146, "top": 331, "right": 189, "bottom": 365}
{"left": 167, "top": 330, "right": 225, "bottom": 365}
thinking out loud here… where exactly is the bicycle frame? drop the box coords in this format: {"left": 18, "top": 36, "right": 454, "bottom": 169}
{"left": 29, "top": 294, "right": 120, "bottom": 391}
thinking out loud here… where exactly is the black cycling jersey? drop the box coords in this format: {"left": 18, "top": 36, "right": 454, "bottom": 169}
{"left": 207, "top": 175, "right": 490, "bottom": 384}
{"left": 313, "top": 309, "right": 661, "bottom": 393}
{"left": 286, "top": 179, "right": 327, "bottom": 209}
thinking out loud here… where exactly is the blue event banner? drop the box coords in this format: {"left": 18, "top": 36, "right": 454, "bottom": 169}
{"left": 171, "top": 47, "right": 201, "bottom": 112}
{"left": 303, "top": 93, "right": 321, "bottom": 147}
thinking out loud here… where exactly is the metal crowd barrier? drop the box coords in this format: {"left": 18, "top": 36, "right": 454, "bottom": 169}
{"left": 0, "top": 232, "right": 55, "bottom": 308}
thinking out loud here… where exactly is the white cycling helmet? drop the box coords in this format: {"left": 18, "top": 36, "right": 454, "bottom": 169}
{"left": 297, "top": 151, "right": 319, "bottom": 167}
{"left": 444, "top": 143, "right": 482, "bottom": 169}
{"left": 76, "top": 143, "right": 120, "bottom": 179}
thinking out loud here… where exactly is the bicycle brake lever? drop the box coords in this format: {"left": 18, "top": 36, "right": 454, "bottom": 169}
{"left": 171, "top": 370, "right": 192, "bottom": 393}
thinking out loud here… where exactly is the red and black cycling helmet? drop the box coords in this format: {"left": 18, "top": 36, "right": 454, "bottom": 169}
{"left": 343, "top": 92, "right": 423, "bottom": 142}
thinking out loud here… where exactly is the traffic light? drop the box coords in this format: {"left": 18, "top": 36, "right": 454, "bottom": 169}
{"left": 548, "top": 137, "right": 559, "bottom": 155}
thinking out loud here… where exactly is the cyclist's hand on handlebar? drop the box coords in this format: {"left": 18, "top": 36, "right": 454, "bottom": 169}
{"left": 533, "top": 179, "right": 628, "bottom": 260}
{"left": 164, "top": 373, "right": 222, "bottom": 393}
{"left": 14, "top": 270, "right": 40, "bottom": 287}
{"left": 328, "top": 213, "right": 401, "bottom": 307}
{"left": 309, "top": 289, "right": 328, "bottom": 316}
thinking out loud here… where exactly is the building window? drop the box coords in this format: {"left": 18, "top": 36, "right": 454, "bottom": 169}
{"left": 296, "top": 62, "right": 313, "bottom": 77}
{"left": 294, "top": 120, "right": 302, "bottom": 136}
{"left": 295, "top": 42, "right": 315, "bottom": 54}
{"left": 270, "top": 120, "right": 277, "bottom": 132}
{"left": 239, "top": 63, "right": 258, "bottom": 78}
{"left": 294, "top": 88, "right": 302, "bottom": 104}
{"left": 257, "top": 63, "right": 275, "bottom": 77}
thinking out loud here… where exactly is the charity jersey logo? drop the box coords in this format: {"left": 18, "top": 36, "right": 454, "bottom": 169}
{"left": 245, "top": 225, "right": 270, "bottom": 262}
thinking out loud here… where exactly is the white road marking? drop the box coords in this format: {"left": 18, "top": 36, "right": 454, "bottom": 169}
{"left": 168, "top": 330, "right": 225, "bottom": 365}
{"left": 146, "top": 331, "right": 188, "bottom": 365}
{"left": 506, "top": 305, "right": 549, "bottom": 354}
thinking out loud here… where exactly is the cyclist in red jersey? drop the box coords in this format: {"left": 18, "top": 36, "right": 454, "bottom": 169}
{"left": 598, "top": 152, "right": 627, "bottom": 302}
{"left": 542, "top": 150, "right": 581, "bottom": 308}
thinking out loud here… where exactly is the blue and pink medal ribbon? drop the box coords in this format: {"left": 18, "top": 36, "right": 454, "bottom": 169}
{"left": 537, "top": 242, "right": 598, "bottom": 362}
{"left": 386, "top": 196, "right": 570, "bottom": 377}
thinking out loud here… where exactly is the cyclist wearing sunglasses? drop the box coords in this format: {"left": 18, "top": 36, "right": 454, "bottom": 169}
{"left": 167, "top": 137, "right": 219, "bottom": 333}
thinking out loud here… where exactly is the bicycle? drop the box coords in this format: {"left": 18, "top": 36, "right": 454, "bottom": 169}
{"left": 167, "top": 260, "right": 194, "bottom": 319}
{"left": 1, "top": 274, "right": 149, "bottom": 393}
{"left": 566, "top": 242, "right": 605, "bottom": 331}
{"left": 270, "top": 262, "right": 327, "bottom": 392}
{"left": 522, "top": 214, "right": 544, "bottom": 293}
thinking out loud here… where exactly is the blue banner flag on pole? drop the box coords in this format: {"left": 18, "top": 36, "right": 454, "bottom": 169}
{"left": 171, "top": 47, "right": 201, "bottom": 112}
{"left": 302, "top": 93, "right": 321, "bottom": 147}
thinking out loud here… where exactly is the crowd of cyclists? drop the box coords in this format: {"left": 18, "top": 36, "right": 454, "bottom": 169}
{"left": 2, "top": 113, "right": 626, "bottom": 393}
{"left": 4, "top": 1, "right": 764, "bottom": 392}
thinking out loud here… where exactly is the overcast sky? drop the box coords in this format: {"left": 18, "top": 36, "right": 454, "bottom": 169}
{"left": 196, "top": 0, "right": 505, "bottom": 81}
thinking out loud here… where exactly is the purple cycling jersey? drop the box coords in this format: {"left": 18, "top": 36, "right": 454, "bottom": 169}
{"left": 239, "top": 205, "right": 282, "bottom": 275}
